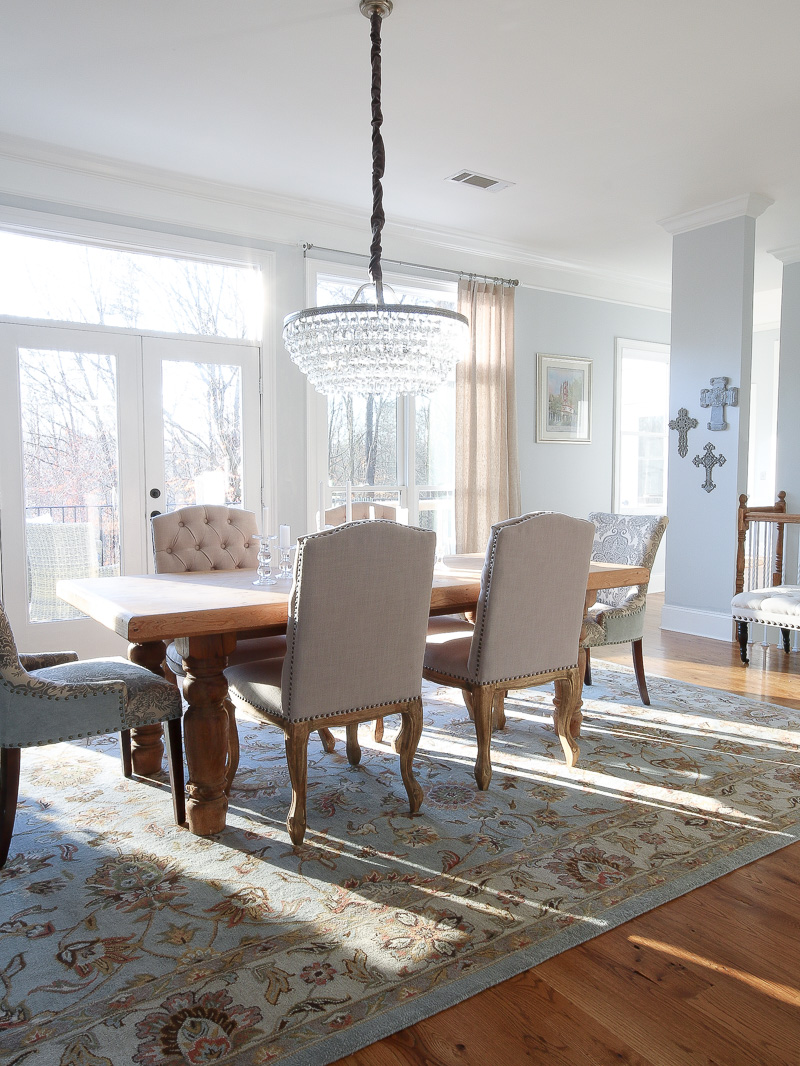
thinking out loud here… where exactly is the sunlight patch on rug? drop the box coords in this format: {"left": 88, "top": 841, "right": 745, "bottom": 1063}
{"left": 2, "top": 663, "right": 800, "bottom": 1066}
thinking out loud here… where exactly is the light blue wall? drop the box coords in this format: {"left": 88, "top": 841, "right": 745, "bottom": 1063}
{"left": 515, "top": 287, "right": 671, "bottom": 519}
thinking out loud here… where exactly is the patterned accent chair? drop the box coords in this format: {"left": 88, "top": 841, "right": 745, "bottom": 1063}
{"left": 581, "top": 512, "right": 668, "bottom": 706}
{"left": 151, "top": 506, "right": 335, "bottom": 793}
{"left": 226, "top": 521, "right": 436, "bottom": 846}
{"left": 422, "top": 512, "right": 594, "bottom": 788}
{"left": 0, "top": 600, "right": 184, "bottom": 867}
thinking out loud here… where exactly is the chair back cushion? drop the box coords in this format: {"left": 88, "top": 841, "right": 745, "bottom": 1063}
{"left": 151, "top": 505, "right": 259, "bottom": 573}
{"left": 325, "top": 502, "right": 398, "bottom": 525}
{"left": 282, "top": 521, "right": 435, "bottom": 721}
{"left": 468, "top": 512, "right": 594, "bottom": 684}
{"left": 589, "top": 512, "right": 668, "bottom": 608}
{"left": 0, "top": 600, "right": 26, "bottom": 684}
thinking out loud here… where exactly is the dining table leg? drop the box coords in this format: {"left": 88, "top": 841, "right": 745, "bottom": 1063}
{"left": 173, "top": 631, "right": 238, "bottom": 836}
{"left": 572, "top": 588, "right": 596, "bottom": 738}
{"left": 127, "top": 640, "right": 168, "bottom": 776}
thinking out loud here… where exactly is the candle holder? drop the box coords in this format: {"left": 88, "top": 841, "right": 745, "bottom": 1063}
{"left": 279, "top": 545, "right": 292, "bottom": 579}
{"left": 252, "top": 534, "right": 277, "bottom": 586}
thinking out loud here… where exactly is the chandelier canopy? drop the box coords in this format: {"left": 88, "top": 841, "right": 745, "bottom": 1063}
{"left": 282, "top": 0, "right": 468, "bottom": 397}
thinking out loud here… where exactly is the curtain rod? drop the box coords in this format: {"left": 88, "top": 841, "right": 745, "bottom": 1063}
{"left": 302, "top": 243, "right": 519, "bottom": 287}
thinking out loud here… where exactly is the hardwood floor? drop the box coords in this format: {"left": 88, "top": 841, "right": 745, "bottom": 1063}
{"left": 335, "top": 598, "right": 800, "bottom": 1066}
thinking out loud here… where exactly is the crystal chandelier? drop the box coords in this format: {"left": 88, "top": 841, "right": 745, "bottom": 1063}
{"left": 283, "top": 0, "right": 468, "bottom": 397}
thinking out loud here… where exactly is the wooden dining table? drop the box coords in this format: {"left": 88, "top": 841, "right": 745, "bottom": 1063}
{"left": 59, "top": 557, "right": 648, "bottom": 837}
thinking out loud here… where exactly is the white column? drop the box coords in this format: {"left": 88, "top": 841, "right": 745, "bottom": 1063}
{"left": 660, "top": 194, "right": 772, "bottom": 641}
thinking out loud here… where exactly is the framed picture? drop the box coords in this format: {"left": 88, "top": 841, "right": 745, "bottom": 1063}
{"left": 536, "top": 354, "right": 592, "bottom": 443}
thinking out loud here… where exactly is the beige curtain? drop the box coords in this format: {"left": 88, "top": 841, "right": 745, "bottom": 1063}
{"left": 455, "top": 279, "right": 521, "bottom": 552}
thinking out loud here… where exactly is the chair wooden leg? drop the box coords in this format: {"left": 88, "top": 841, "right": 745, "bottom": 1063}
{"left": 372, "top": 719, "right": 385, "bottom": 743}
{"left": 781, "top": 627, "right": 791, "bottom": 654}
{"left": 631, "top": 638, "right": 650, "bottom": 705}
{"left": 285, "top": 724, "right": 311, "bottom": 846}
{"left": 397, "top": 698, "right": 424, "bottom": 814}
{"left": 345, "top": 724, "right": 361, "bottom": 765}
{"left": 736, "top": 621, "right": 750, "bottom": 665}
{"left": 491, "top": 689, "right": 507, "bottom": 731}
{"left": 553, "top": 669, "right": 580, "bottom": 767}
{"left": 120, "top": 730, "right": 133, "bottom": 778}
{"left": 462, "top": 689, "right": 475, "bottom": 721}
{"left": 584, "top": 647, "right": 592, "bottom": 686}
{"left": 164, "top": 718, "right": 186, "bottom": 826}
{"left": 224, "top": 699, "right": 240, "bottom": 796}
{"left": 318, "top": 728, "right": 336, "bottom": 753}
{"left": 1, "top": 748, "right": 21, "bottom": 868}
{"left": 471, "top": 686, "right": 495, "bottom": 791}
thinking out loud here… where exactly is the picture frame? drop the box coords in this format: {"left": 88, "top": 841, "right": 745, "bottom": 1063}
{"left": 536, "top": 353, "right": 592, "bottom": 443}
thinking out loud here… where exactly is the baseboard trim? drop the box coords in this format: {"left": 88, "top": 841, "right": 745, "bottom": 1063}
{"left": 660, "top": 604, "right": 734, "bottom": 642}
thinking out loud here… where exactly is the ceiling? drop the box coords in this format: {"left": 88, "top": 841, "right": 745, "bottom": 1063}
{"left": 2, "top": 0, "right": 799, "bottom": 301}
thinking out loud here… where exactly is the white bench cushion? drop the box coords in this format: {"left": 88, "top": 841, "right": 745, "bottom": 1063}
{"left": 731, "top": 585, "right": 800, "bottom": 628}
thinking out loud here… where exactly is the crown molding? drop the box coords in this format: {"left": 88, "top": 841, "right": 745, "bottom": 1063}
{"left": 0, "top": 133, "right": 670, "bottom": 308}
{"left": 769, "top": 243, "right": 800, "bottom": 265}
{"left": 658, "top": 194, "right": 774, "bottom": 235}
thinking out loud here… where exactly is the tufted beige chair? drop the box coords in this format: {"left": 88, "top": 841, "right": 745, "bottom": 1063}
{"left": 151, "top": 506, "right": 334, "bottom": 791}
{"left": 422, "top": 512, "right": 594, "bottom": 788}
{"left": 1, "top": 599, "right": 184, "bottom": 867}
{"left": 325, "top": 502, "right": 398, "bottom": 525}
{"left": 226, "top": 521, "right": 436, "bottom": 845}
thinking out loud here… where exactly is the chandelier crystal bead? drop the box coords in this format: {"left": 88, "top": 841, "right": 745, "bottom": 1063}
{"left": 282, "top": 1, "right": 468, "bottom": 397}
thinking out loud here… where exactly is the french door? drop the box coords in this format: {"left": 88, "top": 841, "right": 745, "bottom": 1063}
{"left": 0, "top": 323, "right": 261, "bottom": 656}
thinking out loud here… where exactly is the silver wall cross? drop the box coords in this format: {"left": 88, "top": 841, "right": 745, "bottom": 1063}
{"left": 668, "top": 407, "right": 699, "bottom": 458}
{"left": 700, "top": 376, "right": 738, "bottom": 431}
{"left": 693, "top": 442, "right": 726, "bottom": 492}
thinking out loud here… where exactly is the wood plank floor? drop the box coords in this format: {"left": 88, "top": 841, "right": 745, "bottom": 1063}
{"left": 335, "top": 599, "right": 800, "bottom": 1066}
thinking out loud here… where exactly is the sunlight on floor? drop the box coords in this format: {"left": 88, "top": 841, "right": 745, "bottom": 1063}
{"left": 628, "top": 934, "right": 800, "bottom": 1007}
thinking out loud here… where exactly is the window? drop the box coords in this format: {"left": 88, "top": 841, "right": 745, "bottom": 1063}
{"left": 0, "top": 230, "right": 263, "bottom": 338}
{"left": 614, "top": 339, "right": 670, "bottom": 514}
{"left": 314, "top": 268, "right": 458, "bottom": 553}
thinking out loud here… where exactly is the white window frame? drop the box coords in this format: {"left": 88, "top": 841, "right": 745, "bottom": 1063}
{"left": 612, "top": 337, "right": 670, "bottom": 514}
{"left": 304, "top": 257, "right": 458, "bottom": 535}
{"left": 0, "top": 206, "right": 278, "bottom": 600}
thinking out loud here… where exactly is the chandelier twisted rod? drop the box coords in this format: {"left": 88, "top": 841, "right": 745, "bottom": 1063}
{"left": 367, "top": 5, "right": 386, "bottom": 302}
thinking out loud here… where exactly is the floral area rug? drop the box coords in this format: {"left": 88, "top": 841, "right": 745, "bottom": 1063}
{"left": 3, "top": 663, "right": 800, "bottom": 1066}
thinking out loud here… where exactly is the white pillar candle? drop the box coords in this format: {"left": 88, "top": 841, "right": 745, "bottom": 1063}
{"left": 262, "top": 506, "right": 270, "bottom": 536}
{"left": 318, "top": 481, "right": 325, "bottom": 531}
{"left": 345, "top": 481, "right": 352, "bottom": 524}
{"left": 279, "top": 523, "right": 290, "bottom": 548}
{"left": 369, "top": 504, "right": 375, "bottom": 520}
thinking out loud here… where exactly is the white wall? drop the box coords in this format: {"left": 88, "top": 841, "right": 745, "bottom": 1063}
{"left": 515, "top": 287, "right": 670, "bottom": 517}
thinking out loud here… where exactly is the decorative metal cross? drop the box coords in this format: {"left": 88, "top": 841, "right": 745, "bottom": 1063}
{"left": 693, "top": 442, "right": 726, "bottom": 492}
{"left": 700, "top": 376, "right": 738, "bottom": 431}
{"left": 668, "top": 407, "right": 699, "bottom": 458}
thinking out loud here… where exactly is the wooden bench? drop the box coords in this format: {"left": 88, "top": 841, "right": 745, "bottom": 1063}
{"left": 732, "top": 491, "right": 800, "bottom": 664}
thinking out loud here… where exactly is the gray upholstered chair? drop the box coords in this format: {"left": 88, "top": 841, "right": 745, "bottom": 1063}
{"left": 423, "top": 512, "right": 594, "bottom": 789}
{"left": 325, "top": 502, "right": 398, "bottom": 525}
{"left": 151, "top": 505, "right": 336, "bottom": 791}
{"left": 0, "top": 600, "right": 184, "bottom": 867}
{"left": 581, "top": 512, "right": 668, "bottom": 706}
{"left": 226, "top": 520, "right": 436, "bottom": 845}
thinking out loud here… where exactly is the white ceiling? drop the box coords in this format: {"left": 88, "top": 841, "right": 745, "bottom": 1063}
{"left": 2, "top": 0, "right": 799, "bottom": 298}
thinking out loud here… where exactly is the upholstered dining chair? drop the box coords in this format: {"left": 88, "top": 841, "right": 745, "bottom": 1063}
{"left": 151, "top": 505, "right": 335, "bottom": 792}
{"left": 0, "top": 599, "right": 184, "bottom": 867}
{"left": 581, "top": 512, "right": 668, "bottom": 706}
{"left": 422, "top": 512, "right": 594, "bottom": 789}
{"left": 225, "top": 520, "right": 436, "bottom": 845}
{"left": 324, "top": 502, "right": 398, "bottom": 525}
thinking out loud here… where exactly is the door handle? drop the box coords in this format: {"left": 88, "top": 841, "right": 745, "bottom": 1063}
{"left": 149, "top": 488, "right": 161, "bottom": 498}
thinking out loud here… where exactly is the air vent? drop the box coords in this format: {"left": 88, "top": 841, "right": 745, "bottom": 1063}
{"left": 446, "top": 170, "right": 514, "bottom": 193}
